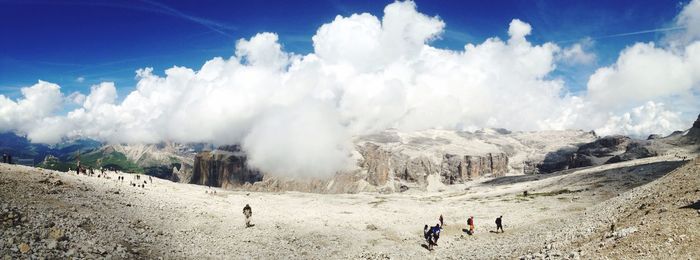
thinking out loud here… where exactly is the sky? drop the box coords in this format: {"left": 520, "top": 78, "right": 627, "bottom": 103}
{"left": 0, "top": 0, "right": 688, "bottom": 97}
{"left": 1, "top": 0, "right": 699, "bottom": 177}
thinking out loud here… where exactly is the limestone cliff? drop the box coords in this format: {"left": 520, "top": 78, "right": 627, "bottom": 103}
{"left": 189, "top": 145, "right": 262, "bottom": 189}
{"left": 186, "top": 128, "right": 598, "bottom": 193}
{"left": 355, "top": 142, "right": 508, "bottom": 186}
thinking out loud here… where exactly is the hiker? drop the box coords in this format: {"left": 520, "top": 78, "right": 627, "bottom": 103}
{"left": 425, "top": 223, "right": 441, "bottom": 250}
{"left": 243, "top": 204, "right": 253, "bottom": 227}
{"left": 2, "top": 153, "right": 6, "bottom": 163}
{"left": 149, "top": 176, "right": 152, "bottom": 184}
{"left": 439, "top": 214, "right": 444, "bottom": 227}
{"left": 495, "top": 216, "right": 504, "bottom": 233}
{"left": 467, "top": 216, "right": 475, "bottom": 235}
{"left": 423, "top": 225, "right": 430, "bottom": 241}
{"left": 7, "top": 154, "right": 11, "bottom": 164}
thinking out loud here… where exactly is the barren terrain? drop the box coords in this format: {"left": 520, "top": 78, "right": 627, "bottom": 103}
{"left": 1, "top": 153, "right": 698, "bottom": 259}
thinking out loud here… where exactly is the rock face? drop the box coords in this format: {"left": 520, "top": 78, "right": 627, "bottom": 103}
{"left": 538, "top": 136, "right": 631, "bottom": 173}
{"left": 681, "top": 114, "right": 700, "bottom": 144}
{"left": 184, "top": 128, "right": 602, "bottom": 193}
{"left": 441, "top": 153, "right": 509, "bottom": 183}
{"left": 606, "top": 142, "right": 658, "bottom": 163}
{"left": 189, "top": 145, "right": 262, "bottom": 189}
{"left": 358, "top": 143, "right": 392, "bottom": 186}
{"left": 536, "top": 133, "right": 669, "bottom": 173}
{"left": 647, "top": 134, "right": 661, "bottom": 140}
{"left": 356, "top": 141, "right": 508, "bottom": 187}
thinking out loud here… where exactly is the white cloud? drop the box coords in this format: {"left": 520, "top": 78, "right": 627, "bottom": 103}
{"left": 667, "top": 0, "right": 700, "bottom": 48}
{"left": 586, "top": 42, "right": 696, "bottom": 108}
{"left": 83, "top": 82, "right": 117, "bottom": 111}
{"left": 1, "top": 0, "right": 699, "bottom": 176}
{"left": 508, "top": 19, "right": 532, "bottom": 40}
{"left": 595, "top": 101, "right": 685, "bottom": 137}
{"left": 66, "top": 92, "right": 86, "bottom": 105}
{"left": 76, "top": 76, "right": 85, "bottom": 83}
{"left": 559, "top": 42, "right": 596, "bottom": 65}
{"left": 243, "top": 101, "right": 353, "bottom": 178}
{"left": 0, "top": 81, "right": 64, "bottom": 142}
{"left": 312, "top": 1, "right": 444, "bottom": 71}
{"left": 577, "top": 0, "right": 700, "bottom": 135}
{"left": 236, "top": 32, "right": 291, "bottom": 70}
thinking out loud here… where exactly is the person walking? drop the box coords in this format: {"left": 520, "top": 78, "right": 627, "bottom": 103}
{"left": 424, "top": 223, "right": 441, "bottom": 250}
{"left": 243, "top": 204, "right": 253, "bottom": 227}
{"left": 495, "top": 216, "right": 504, "bottom": 233}
{"left": 467, "top": 216, "right": 475, "bottom": 235}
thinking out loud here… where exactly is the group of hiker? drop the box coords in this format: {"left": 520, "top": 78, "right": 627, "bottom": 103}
{"left": 127, "top": 174, "right": 154, "bottom": 188}
{"left": 423, "top": 214, "right": 504, "bottom": 250}
{"left": 235, "top": 205, "right": 507, "bottom": 250}
{"left": 68, "top": 161, "right": 155, "bottom": 189}
{"left": 673, "top": 153, "right": 690, "bottom": 160}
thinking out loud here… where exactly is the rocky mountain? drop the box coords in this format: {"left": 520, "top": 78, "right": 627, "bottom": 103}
{"left": 0, "top": 132, "right": 205, "bottom": 177}
{"left": 0, "top": 133, "right": 101, "bottom": 167}
{"left": 185, "top": 145, "right": 262, "bottom": 188}
{"left": 185, "top": 114, "right": 700, "bottom": 193}
{"left": 56, "top": 142, "right": 213, "bottom": 181}
{"left": 536, "top": 135, "right": 643, "bottom": 174}
{"left": 7, "top": 114, "right": 699, "bottom": 194}
{"left": 537, "top": 114, "right": 700, "bottom": 174}
{"left": 185, "top": 128, "right": 599, "bottom": 193}
{"left": 681, "top": 114, "right": 700, "bottom": 144}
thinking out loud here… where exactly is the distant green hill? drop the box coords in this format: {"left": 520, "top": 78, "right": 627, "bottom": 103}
{"left": 79, "top": 149, "right": 143, "bottom": 173}
{"left": 0, "top": 132, "right": 101, "bottom": 166}
{"left": 3, "top": 132, "right": 199, "bottom": 179}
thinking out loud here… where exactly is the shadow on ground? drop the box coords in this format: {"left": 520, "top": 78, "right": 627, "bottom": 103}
{"left": 480, "top": 160, "right": 685, "bottom": 189}
{"left": 680, "top": 200, "right": 700, "bottom": 210}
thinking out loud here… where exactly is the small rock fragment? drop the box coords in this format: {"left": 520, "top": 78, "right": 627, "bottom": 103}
{"left": 19, "top": 243, "right": 30, "bottom": 254}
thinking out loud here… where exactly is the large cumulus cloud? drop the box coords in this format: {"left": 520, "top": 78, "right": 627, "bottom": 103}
{"left": 1, "top": 0, "right": 699, "bottom": 177}
{"left": 583, "top": 0, "right": 700, "bottom": 136}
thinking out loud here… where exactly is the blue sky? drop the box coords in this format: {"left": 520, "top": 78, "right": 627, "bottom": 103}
{"left": 0, "top": 0, "right": 689, "bottom": 99}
